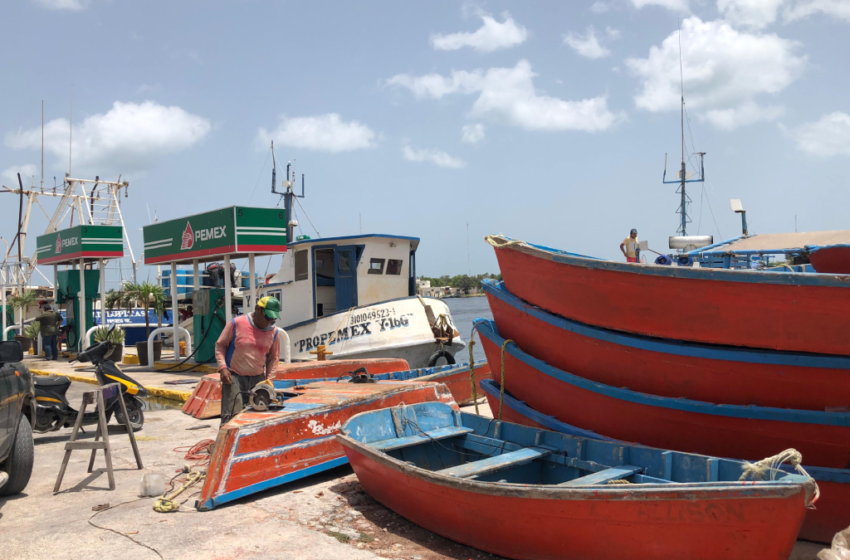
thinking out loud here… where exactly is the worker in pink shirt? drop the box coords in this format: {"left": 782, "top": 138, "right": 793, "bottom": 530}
{"left": 215, "top": 296, "right": 282, "bottom": 425}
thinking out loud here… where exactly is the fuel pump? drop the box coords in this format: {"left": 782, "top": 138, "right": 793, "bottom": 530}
{"left": 56, "top": 269, "right": 100, "bottom": 352}
{"left": 193, "top": 288, "right": 226, "bottom": 363}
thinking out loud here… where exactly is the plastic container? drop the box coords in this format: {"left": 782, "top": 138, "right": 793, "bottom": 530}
{"left": 140, "top": 472, "right": 166, "bottom": 497}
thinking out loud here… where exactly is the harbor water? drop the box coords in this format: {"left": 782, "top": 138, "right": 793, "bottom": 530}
{"left": 443, "top": 296, "right": 492, "bottom": 363}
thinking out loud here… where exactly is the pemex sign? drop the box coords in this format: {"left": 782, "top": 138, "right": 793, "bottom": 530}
{"left": 143, "top": 206, "right": 287, "bottom": 265}
{"left": 36, "top": 225, "right": 124, "bottom": 265}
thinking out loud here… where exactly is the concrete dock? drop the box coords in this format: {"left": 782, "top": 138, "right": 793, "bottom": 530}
{"left": 0, "top": 355, "right": 831, "bottom": 559}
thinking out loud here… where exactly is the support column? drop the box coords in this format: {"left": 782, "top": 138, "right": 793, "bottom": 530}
{"left": 79, "top": 258, "right": 85, "bottom": 353}
{"left": 99, "top": 259, "right": 106, "bottom": 327}
{"left": 248, "top": 253, "right": 256, "bottom": 311}
{"left": 171, "top": 262, "right": 179, "bottom": 359}
{"left": 1, "top": 269, "right": 6, "bottom": 342}
{"left": 192, "top": 259, "right": 200, "bottom": 294}
{"left": 224, "top": 255, "right": 232, "bottom": 323}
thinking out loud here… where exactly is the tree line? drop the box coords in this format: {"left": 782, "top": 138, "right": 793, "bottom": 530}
{"left": 418, "top": 273, "right": 502, "bottom": 292}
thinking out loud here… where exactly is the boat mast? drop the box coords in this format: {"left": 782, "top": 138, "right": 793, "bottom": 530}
{"left": 678, "top": 22, "right": 688, "bottom": 237}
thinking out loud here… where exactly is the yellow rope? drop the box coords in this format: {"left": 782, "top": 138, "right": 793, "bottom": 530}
{"left": 468, "top": 339, "right": 479, "bottom": 414}
{"left": 498, "top": 339, "right": 515, "bottom": 421}
{"left": 153, "top": 470, "right": 205, "bottom": 513}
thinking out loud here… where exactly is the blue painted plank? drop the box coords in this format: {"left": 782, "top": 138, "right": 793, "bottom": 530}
{"left": 437, "top": 448, "right": 551, "bottom": 479}
{"left": 558, "top": 465, "right": 643, "bottom": 486}
{"left": 372, "top": 427, "right": 473, "bottom": 451}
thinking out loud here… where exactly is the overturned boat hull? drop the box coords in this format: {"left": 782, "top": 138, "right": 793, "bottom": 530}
{"left": 182, "top": 358, "right": 410, "bottom": 419}
{"left": 197, "top": 381, "right": 457, "bottom": 510}
{"left": 183, "top": 360, "right": 488, "bottom": 419}
{"left": 339, "top": 402, "right": 815, "bottom": 560}
{"left": 476, "top": 319, "right": 850, "bottom": 469}
{"left": 483, "top": 279, "right": 850, "bottom": 410}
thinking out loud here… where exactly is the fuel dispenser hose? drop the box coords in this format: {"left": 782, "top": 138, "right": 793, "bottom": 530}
{"left": 156, "top": 300, "right": 225, "bottom": 373}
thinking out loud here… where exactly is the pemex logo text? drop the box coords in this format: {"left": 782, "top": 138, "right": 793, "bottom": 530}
{"left": 181, "top": 222, "right": 194, "bottom": 250}
{"left": 55, "top": 235, "right": 62, "bottom": 254}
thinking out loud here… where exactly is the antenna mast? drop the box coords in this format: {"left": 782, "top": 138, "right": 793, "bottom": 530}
{"left": 661, "top": 20, "right": 705, "bottom": 243}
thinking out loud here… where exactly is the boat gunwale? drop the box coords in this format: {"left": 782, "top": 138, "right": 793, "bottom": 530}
{"left": 482, "top": 278, "right": 850, "bottom": 368}
{"left": 488, "top": 234, "right": 850, "bottom": 288}
{"left": 337, "top": 433, "right": 811, "bottom": 502}
{"left": 473, "top": 318, "right": 850, "bottom": 427}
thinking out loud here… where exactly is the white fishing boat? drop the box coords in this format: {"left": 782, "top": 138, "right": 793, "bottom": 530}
{"left": 255, "top": 234, "right": 464, "bottom": 367}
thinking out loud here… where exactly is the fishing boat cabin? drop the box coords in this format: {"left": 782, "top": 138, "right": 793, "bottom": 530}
{"left": 260, "top": 234, "right": 418, "bottom": 328}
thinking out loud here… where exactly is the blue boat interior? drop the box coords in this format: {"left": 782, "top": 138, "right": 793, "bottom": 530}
{"left": 342, "top": 402, "right": 808, "bottom": 488}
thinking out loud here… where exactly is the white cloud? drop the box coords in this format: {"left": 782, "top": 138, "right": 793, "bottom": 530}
{"left": 606, "top": 26, "right": 622, "bottom": 39}
{"left": 5, "top": 101, "right": 210, "bottom": 173}
{"left": 402, "top": 146, "right": 466, "bottom": 169}
{"left": 590, "top": 2, "right": 611, "bottom": 13}
{"left": 718, "top": 0, "right": 785, "bottom": 28}
{"left": 2, "top": 165, "right": 38, "bottom": 187}
{"left": 699, "top": 102, "right": 784, "bottom": 129}
{"left": 461, "top": 124, "right": 486, "bottom": 143}
{"left": 625, "top": 17, "right": 805, "bottom": 128}
{"left": 256, "top": 114, "right": 377, "bottom": 153}
{"left": 793, "top": 112, "right": 850, "bottom": 156}
{"left": 32, "top": 0, "right": 91, "bottom": 10}
{"left": 387, "top": 60, "right": 621, "bottom": 132}
{"left": 630, "top": 0, "right": 690, "bottom": 10}
{"left": 784, "top": 0, "right": 850, "bottom": 22}
{"left": 430, "top": 12, "right": 527, "bottom": 53}
{"left": 564, "top": 26, "right": 611, "bottom": 59}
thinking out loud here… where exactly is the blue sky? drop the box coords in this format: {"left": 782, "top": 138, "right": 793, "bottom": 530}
{"left": 2, "top": 0, "right": 850, "bottom": 287}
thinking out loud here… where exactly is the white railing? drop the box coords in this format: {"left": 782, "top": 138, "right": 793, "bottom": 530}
{"left": 146, "top": 326, "right": 193, "bottom": 362}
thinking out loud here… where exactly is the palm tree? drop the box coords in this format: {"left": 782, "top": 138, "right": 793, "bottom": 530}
{"left": 107, "top": 282, "right": 166, "bottom": 339}
{"left": 8, "top": 290, "right": 38, "bottom": 334}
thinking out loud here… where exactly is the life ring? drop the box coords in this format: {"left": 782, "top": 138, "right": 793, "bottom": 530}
{"left": 427, "top": 349, "right": 456, "bottom": 367}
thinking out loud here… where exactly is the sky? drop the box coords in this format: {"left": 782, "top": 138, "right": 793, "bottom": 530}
{"left": 2, "top": 0, "right": 850, "bottom": 287}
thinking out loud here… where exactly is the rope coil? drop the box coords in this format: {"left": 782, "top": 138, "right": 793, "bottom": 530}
{"left": 739, "top": 448, "right": 820, "bottom": 508}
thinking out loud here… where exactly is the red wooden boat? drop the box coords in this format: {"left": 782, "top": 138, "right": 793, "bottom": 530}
{"left": 486, "top": 234, "right": 850, "bottom": 356}
{"left": 183, "top": 359, "right": 488, "bottom": 419}
{"left": 809, "top": 244, "right": 850, "bottom": 274}
{"left": 476, "top": 319, "right": 850, "bottom": 469}
{"left": 479, "top": 378, "right": 850, "bottom": 544}
{"left": 338, "top": 401, "right": 817, "bottom": 560}
{"left": 483, "top": 278, "right": 850, "bottom": 410}
{"left": 197, "top": 380, "right": 457, "bottom": 510}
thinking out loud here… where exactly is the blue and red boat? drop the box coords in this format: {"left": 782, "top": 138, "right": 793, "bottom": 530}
{"left": 198, "top": 380, "right": 458, "bottom": 510}
{"left": 482, "top": 278, "right": 850, "bottom": 411}
{"left": 486, "top": 234, "right": 850, "bottom": 356}
{"left": 478, "top": 378, "right": 850, "bottom": 544}
{"left": 338, "top": 401, "right": 817, "bottom": 560}
{"left": 474, "top": 318, "right": 850, "bottom": 469}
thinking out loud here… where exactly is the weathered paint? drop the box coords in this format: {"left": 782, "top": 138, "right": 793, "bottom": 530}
{"left": 338, "top": 402, "right": 813, "bottom": 560}
{"left": 489, "top": 235, "right": 850, "bottom": 356}
{"left": 181, "top": 359, "right": 489, "bottom": 419}
{"left": 197, "top": 381, "right": 457, "bottom": 510}
{"left": 477, "top": 320, "right": 850, "bottom": 469}
{"left": 484, "top": 279, "right": 850, "bottom": 410}
{"left": 478, "top": 378, "right": 850, "bottom": 545}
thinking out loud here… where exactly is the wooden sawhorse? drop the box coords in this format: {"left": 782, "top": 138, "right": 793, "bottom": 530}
{"left": 54, "top": 383, "right": 143, "bottom": 492}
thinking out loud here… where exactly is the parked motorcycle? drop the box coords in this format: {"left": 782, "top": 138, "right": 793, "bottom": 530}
{"left": 34, "top": 329, "right": 148, "bottom": 432}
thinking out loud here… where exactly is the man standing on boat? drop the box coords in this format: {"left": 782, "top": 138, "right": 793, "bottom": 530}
{"left": 216, "top": 296, "right": 282, "bottom": 425}
{"left": 620, "top": 229, "right": 640, "bottom": 263}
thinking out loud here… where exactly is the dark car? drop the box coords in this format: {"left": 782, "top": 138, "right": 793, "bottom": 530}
{"left": 0, "top": 341, "right": 35, "bottom": 496}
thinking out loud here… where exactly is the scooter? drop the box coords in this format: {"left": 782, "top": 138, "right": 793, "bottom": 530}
{"left": 33, "top": 328, "right": 148, "bottom": 432}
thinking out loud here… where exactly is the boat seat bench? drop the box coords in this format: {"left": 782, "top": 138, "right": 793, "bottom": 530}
{"left": 558, "top": 465, "right": 643, "bottom": 486}
{"left": 372, "top": 427, "right": 473, "bottom": 451}
{"left": 437, "top": 447, "right": 552, "bottom": 479}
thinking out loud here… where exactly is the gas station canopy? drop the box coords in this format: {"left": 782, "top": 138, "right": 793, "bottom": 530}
{"left": 36, "top": 225, "right": 124, "bottom": 265}
{"left": 142, "top": 206, "right": 287, "bottom": 265}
